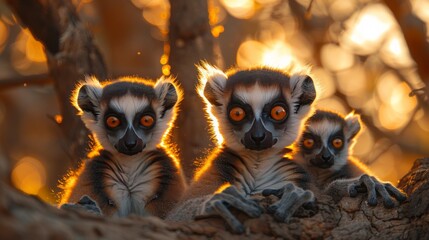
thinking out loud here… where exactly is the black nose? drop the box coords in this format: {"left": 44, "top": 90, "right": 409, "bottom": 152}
{"left": 251, "top": 132, "right": 266, "bottom": 143}
{"left": 125, "top": 140, "right": 137, "bottom": 150}
{"left": 321, "top": 154, "right": 332, "bottom": 162}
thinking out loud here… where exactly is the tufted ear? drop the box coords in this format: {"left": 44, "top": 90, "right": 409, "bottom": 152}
{"left": 197, "top": 62, "right": 227, "bottom": 107}
{"left": 344, "top": 112, "right": 362, "bottom": 141}
{"left": 154, "top": 76, "right": 179, "bottom": 118}
{"left": 73, "top": 76, "right": 103, "bottom": 118}
{"left": 290, "top": 75, "right": 316, "bottom": 115}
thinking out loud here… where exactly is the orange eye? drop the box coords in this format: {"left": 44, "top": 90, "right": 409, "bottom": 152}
{"left": 332, "top": 138, "right": 343, "bottom": 148}
{"left": 229, "top": 107, "right": 246, "bottom": 122}
{"left": 106, "top": 116, "right": 121, "bottom": 128}
{"left": 140, "top": 115, "right": 155, "bottom": 127}
{"left": 303, "top": 139, "right": 314, "bottom": 149}
{"left": 271, "top": 105, "right": 287, "bottom": 121}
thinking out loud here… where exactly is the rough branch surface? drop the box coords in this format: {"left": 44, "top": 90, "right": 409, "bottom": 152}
{"left": 0, "top": 158, "right": 428, "bottom": 239}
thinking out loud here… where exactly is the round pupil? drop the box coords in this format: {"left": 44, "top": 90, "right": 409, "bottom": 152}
{"left": 333, "top": 139, "right": 342, "bottom": 147}
{"left": 304, "top": 139, "right": 314, "bottom": 147}
{"left": 271, "top": 106, "right": 287, "bottom": 120}
{"left": 141, "top": 116, "right": 154, "bottom": 126}
{"left": 230, "top": 107, "right": 245, "bottom": 121}
{"left": 107, "top": 116, "right": 120, "bottom": 127}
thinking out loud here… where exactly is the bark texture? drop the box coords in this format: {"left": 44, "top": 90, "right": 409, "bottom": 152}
{"left": 6, "top": 0, "right": 107, "bottom": 165}
{"left": 0, "top": 158, "right": 428, "bottom": 239}
{"left": 168, "top": 0, "right": 221, "bottom": 180}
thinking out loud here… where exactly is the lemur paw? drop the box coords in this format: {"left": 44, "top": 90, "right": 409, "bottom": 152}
{"left": 262, "top": 182, "right": 315, "bottom": 222}
{"left": 200, "top": 185, "right": 262, "bottom": 234}
{"left": 348, "top": 174, "right": 407, "bottom": 208}
{"left": 60, "top": 195, "right": 102, "bottom": 215}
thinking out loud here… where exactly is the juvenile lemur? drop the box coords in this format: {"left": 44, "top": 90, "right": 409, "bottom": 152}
{"left": 293, "top": 110, "right": 406, "bottom": 208}
{"left": 60, "top": 76, "right": 186, "bottom": 218}
{"left": 167, "top": 63, "right": 317, "bottom": 233}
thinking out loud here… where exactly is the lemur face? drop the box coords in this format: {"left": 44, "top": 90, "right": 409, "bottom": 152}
{"left": 298, "top": 110, "right": 361, "bottom": 170}
{"left": 198, "top": 64, "right": 317, "bottom": 152}
{"left": 73, "top": 76, "right": 178, "bottom": 156}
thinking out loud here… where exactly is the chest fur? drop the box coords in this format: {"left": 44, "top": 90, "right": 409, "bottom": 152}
{"left": 103, "top": 159, "right": 163, "bottom": 216}
{"left": 232, "top": 154, "right": 302, "bottom": 195}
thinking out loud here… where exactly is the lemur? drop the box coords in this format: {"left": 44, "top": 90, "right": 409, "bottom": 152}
{"left": 293, "top": 110, "right": 406, "bottom": 208}
{"left": 59, "top": 76, "right": 186, "bottom": 218}
{"left": 166, "top": 63, "right": 317, "bottom": 233}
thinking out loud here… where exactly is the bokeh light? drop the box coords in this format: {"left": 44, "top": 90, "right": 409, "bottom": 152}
{"left": 341, "top": 4, "right": 395, "bottom": 55}
{"left": 11, "top": 156, "right": 46, "bottom": 195}
{"left": 220, "top": 0, "right": 255, "bottom": 19}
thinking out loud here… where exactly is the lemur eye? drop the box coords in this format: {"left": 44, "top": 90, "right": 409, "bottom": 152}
{"left": 229, "top": 107, "right": 246, "bottom": 122}
{"left": 270, "top": 105, "right": 287, "bottom": 121}
{"left": 106, "top": 116, "right": 121, "bottom": 128}
{"left": 332, "top": 138, "right": 343, "bottom": 148}
{"left": 303, "top": 139, "right": 314, "bottom": 148}
{"left": 140, "top": 115, "right": 155, "bottom": 127}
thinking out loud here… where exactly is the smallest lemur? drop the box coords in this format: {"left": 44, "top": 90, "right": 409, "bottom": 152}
{"left": 60, "top": 76, "right": 186, "bottom": 218}
{"left": 293, "top": 110, "right": 406, "bottom": 208}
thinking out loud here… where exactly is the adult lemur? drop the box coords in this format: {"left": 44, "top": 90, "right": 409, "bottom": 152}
{"left": 167, "top": 63, "right": 317, "bottom": 233}
{"left": 60, "top": 76, "right": 186, "bottom": 218}
{"left": 293, "top": 110, "right": 406, "bottom": 208}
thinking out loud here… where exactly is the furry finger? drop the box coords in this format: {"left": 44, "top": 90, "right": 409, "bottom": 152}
{"left": 375, "top": 183, "right": 395, "bottom": 208}
{"left": 385, "top": 183, "right": 407, "bottom": 203}
{"left": 213, "top": 201, "right": 245, "bottom": 234}
{"left": 359, "top": 174, "right": 377, "bottom": 206}
{"left": 211, "top": 193, "right": 262, "bottom": 217}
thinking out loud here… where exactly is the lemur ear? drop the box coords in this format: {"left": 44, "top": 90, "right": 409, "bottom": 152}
{"left": 154, "top": 76, "right": 178, "bottom": 118}
{"left": 290, "top": 75, "right": 316, "bottom": 115}
{"left": 345, "top": 112, "right": 361, "bottom": 141}
{"left": 197, "top": 63, "right": 227, "bottom": 107}
{"left": 73, "top": 76, "right": 103, "bottom": 117}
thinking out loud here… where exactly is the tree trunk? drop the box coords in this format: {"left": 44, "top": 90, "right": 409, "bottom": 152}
{"left": 6, "top": 0, "right": 107, "bottom": 165}
{"left": 0, "top": 158, "right": 428, "bottom": 239}
{"left": 168, "top": 0, "right": 221, "bottom": 180}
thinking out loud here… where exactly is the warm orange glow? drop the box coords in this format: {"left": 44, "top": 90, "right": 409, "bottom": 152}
{"left": 215, "top": 182, "right": 232, "bottom": 194}
{"left": 25, "top": 31, "right": 47, "bottom": 63}
{"left": 412, "top": 0, "right": 429, "bottom": 23}
{"left": 162, "top": 64, "right": 171, "bottom": 76}
{"left": 262, "top": 42, "right": 294, "bottom": 69}
{"left": 159, "top": 77, "right": 184, "bottom": 171}
{"left": 211, "top": 25, "right": 225, "bottom": 38}
{"left": 11, "top": 156, "right": 46, "bottom": 195}
{"left": 132, "top": 0, "right": 170, "bottom": 33}
{"left": 312, "top": 68, "right": 336, "bottom": 99}
{"left": 236, "top": 40, "right": 298, "bottom": 69}
{"left": 54, "top": 114, "right": 63, "bottom": 124}
{"left": 380, "top": 33, "right": 414, "bottom": 68}
{"left": 220, "top": 0, "right": 255, "bottom": 19}
{"left": 341, "top": 4, "right": 395, "bottom": 55}
{"left": 336, "top": 65, "right": 367, "bottom": 97}
{"left": 320, "top": 44, "right": 354, "bottom": 72}
{"left": 196, "top": 63, "right": 225, "bottom": 145}
{"left": 57, "top": 166, "right": 82, "bottom": 205}
{"left": 315, "top": 97, "right": 348, "bottom": 115}
{"left": 0, "top": 20, "right": 8, "bottom": 50}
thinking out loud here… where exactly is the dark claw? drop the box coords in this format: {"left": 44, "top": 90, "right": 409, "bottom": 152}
{"left": 367, "top": 195, "right": 378, "bottom": 206}
{"left": 267, "top": 205, "right": 277, "bottom": 213}
{"left": 262, "top": 188, "right": 283, "bottom": 198}
{"left": 385, "top": 183, "right": 407, "bottom": 203}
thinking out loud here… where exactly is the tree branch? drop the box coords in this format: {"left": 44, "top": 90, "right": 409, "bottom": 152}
{"left": 6, "top": 0, "right": 107, "bottom": 165}
{"left": 0, "top": 157, "right": 428, "bottom": 239}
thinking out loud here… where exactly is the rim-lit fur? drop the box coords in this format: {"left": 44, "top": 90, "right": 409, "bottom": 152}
{"left": 197, "top": 63, "right": 316, "bottom": 155}
{"left": 293, "top": 110, "right": 362, "bottom": 178}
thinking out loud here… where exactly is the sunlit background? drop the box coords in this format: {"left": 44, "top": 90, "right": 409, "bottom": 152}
{"left": 0, "top": 0, "right": 428, "bottom": 203}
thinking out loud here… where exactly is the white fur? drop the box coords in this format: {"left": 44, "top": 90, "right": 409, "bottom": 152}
{"left": 232, "top": 150, "right": 303, "bottom": 194}
{"left": 234, "top": 84, "right": 280, "bottom": 119}
{"left": 102, "top": 153, "right": 163, "bottom": 217}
